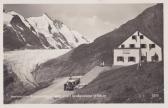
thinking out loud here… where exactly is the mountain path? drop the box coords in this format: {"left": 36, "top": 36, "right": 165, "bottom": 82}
{"left": 80, "top": 66, "right": 112, "bottom": 85}
{"left": 13, "top": 65, "right": 121, "bottom": 104}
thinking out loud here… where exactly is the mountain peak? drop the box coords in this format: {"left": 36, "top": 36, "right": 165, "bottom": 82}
{"left": 42, "top": 13, "right": 49, "bottom": 17}
{"left": 8, "top": 11, "right": 20, "bottom": 16}
{"left": 41, "top": 13, "right": 53, "bottom": 21}
{"left": 3, "top": 12, "right": 13, "bottom": 25}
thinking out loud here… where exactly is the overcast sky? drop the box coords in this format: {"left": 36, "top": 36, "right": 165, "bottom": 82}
{"left": 4, "top": 4, "right": 155, "bottom": 41}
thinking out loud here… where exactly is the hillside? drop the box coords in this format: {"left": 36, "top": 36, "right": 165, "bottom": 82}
{"left": 57, "top": 62, "right": 164, "bottom": 103}
{"left": 3, "top": 11, "right": 89, "bottom": 50}
{"left": 71, "top": 4, "right": 163, "bottom": 64}
{"left": 35, "top": 4, "right": 163, "bottom": 85}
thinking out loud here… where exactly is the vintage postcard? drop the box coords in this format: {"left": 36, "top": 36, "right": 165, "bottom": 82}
{"left": 1, "top": 0, "right": 167, "bottom": 107}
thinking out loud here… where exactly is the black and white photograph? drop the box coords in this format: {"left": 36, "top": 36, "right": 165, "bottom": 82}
{"left": 3, "top": 3, "right": 164, "bottom": 104}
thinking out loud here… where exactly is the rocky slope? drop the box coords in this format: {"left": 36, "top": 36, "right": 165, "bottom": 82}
{"left": 3, "top": 11, "right": 89, "bottom": 50}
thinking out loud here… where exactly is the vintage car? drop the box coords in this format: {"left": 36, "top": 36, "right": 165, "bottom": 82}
{"left": 64, "top": 77, "right": 80, "bottom": 91}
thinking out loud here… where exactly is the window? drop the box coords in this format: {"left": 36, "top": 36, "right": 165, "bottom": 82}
{"left": 140, "top": 44, "right": 146, "bottom": 48}
{"left": 117, "top": 56, "right": 124, "bottom": 62}
{"left": 132, "top": 35, "right": 136, "bottom": 39}
{"left": 140, "top": 35, "right": 144, "bottom": 39}
{"left": 121, "top": 44, "right": 125, "bottom": 48}
{"left": 129, "top": 44, "right": 135, "bottom": 48}
{"left": 149, "top": 44, "right": 155, "bottom": 49}
{"left": 128, "top": 57, "right": 136, "bottom": 62}
{"left": 132, "top": 35, "right": 137, "bottom": 41}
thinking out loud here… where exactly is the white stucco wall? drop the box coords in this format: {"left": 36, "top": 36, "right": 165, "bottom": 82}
{"left": 113, "top": 49, "right": 140, "bottom": 66}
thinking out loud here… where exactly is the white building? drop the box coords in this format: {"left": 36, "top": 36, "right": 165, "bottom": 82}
{"left": 113, "top": 31, "right": 162, "bottom": 66}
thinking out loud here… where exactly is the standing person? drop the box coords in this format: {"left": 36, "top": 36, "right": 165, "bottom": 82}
{"left": 100, "top": 61, "right": 104, "bottom": 67}
{"left": 102, "top": 61, "right": 104, "bottom": 67}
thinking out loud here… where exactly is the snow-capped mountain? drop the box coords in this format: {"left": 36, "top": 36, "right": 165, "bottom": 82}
{"left": 4, "top": 11, "right": 44, "bottom": 50}
{"left": 3, "top": 11, "right": 89, "bottom": 50}
{"left": 27, "top": 13, "right": 89, "bottom": 48}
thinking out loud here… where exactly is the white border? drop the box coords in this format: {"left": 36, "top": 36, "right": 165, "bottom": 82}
{"left": 2, "top": 0, "right": 166, "bottom": 4}
{"left": 0, "top": 0, "right": 3, "bottom": 107}
{"left": 1, "top": 0, "right": 168, "bottom": 108}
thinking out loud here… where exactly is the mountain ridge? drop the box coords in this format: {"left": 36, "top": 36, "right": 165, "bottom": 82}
{"left": 3, "top": 11, "right": 89, "bottom": 50}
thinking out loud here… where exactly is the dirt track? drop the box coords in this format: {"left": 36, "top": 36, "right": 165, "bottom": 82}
{"left": 13, "top": 66, "right": 120, "bottom": 104}
{"left": 80, "top": 66, "right": 112, "bottom": 85}
{"left": 13, "top": 77, "right": 72, "bottom": 104}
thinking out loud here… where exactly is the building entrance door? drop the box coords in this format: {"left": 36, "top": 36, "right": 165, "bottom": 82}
{"left": 151, "top": 53, "right": 159, "bottom": 62}
{"left": 141, "top": 56, "right": 147, "bottom": 62}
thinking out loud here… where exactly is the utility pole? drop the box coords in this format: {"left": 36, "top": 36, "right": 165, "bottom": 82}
{"left": 137, "top": 31, "right": 142, "bottom": 70}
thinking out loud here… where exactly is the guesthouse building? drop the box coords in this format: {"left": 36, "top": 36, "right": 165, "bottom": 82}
{"left": 113, "top": 31, "right": 162, "bottom": 66}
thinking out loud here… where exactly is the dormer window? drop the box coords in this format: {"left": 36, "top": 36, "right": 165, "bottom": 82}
{"left": 121, "top": 44, "right": 125, "bottom": 48}
{"left": 132, "top": 35, "right": 137, "bottom": 41}
{"left": 140, "top": 35, "right": 144, "bottom": 39}
{"left": 129, "top": 44, "right": 135, "bottom": 48}
{"left": 132, "top": 35, "right": 136, "bottom": 39}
